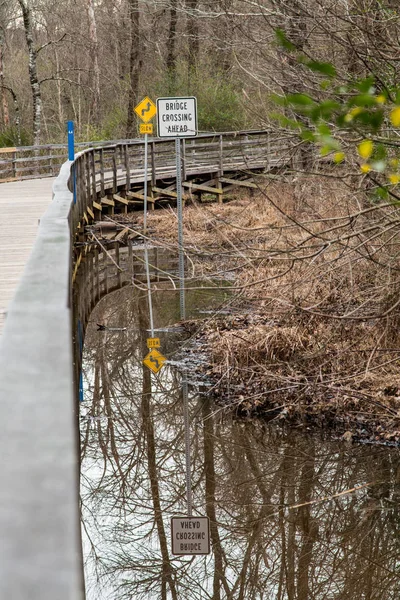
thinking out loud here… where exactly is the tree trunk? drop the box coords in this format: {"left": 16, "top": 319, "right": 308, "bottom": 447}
{"left": 186, "top": 0, "right": 199, "bottom": 77}
{"left": 166, "top": 0, "right": 178, "bottom": 91}
{"left": 0, "top": 27, "right": 9, "bottom": 128}
{"left": 85, "top": 0, "right": 101, "bottom": 124}
{"left": 17, "top": 0, "right": 42, "bottom": 145}
{"left": 126, "top": 0, "right": 141, "bottom": 138}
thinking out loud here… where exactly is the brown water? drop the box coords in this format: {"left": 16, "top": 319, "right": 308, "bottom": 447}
{"left": 81, "top": 286, "right": 400, "bottom": 600}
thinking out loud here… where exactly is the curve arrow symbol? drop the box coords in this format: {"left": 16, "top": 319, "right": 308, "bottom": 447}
{"left": 149, "top": 355, "right": 160, "bottom": 369}
{"left": 141, "top": 102, "right": 151, "bottom": 117}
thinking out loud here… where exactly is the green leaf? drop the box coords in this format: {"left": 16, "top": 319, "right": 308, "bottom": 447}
{"left": 306, "top": 61, "right": 336, "bottom": 78}
{"left": 272, "top": 113, "right": 302, "bottom": 130}
{"left": 355, "top": 76, "right": 375, "bottom": 94}
{"left": 320, "top": 80, "right": 331, "bottom": 91}
{"left": 374, "top": 143, "right": 387, "bottom": 161}
{"left": 286, "top": 93, "right": 315, "bottom": 106}
{"left": 275, "top": 29, "right": 296, "bottom": 51}
{"left": 271, "top": 93, "right": 286, "bottom": 107}
{"left": 317, "top": 123, "right": 331, "bottom": 136}
{"left": 300, "top": 130, "right": 316, "bottom": 142}
{"left": 348, "top": 93, "right": 377, "bottom": 107}
{"left": 374, "top": 187, "right": 389, "bottom": 200}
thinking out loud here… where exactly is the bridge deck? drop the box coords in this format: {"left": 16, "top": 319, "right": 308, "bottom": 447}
{"left": 0, "top": 178, "right": 54, "bottom": 332}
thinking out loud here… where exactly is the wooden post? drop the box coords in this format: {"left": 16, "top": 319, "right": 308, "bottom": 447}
{"left": 219, "top": 135, "right": 224, "bottom": 176}
{"left": 115, "top": 242, "right": 122, "bottom": 288}
{"left": 151, "top": 141, "right": 157, "bottom": 187}
{"left": 105, "top": 249, "right": 109, "bottom": 295}
{"left": 124, "top": 144, "right": 130, "bottom": 192}
{"left": 95, "top": 248, "right": 100, "bottom": 302}
{"left": 181, "top": 138, "right": 186, "bottom": 181}
{"left": 85, "top": 152, "right": 91, "bottom": 213}
{"left": 112, "top": 146, "right": 117, "bottom": 194}
{"left": 91, "top": 150, "right": 97, "bottom": 206}
{"left": 128, "top": 241, "right": 133, "bottom": 279}
{"left": 99, "top": 148, "right": 105, "bottom": 197}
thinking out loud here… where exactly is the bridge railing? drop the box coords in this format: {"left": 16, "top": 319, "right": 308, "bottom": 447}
{"left": 0, "top": 138, "right": 143, "bottom": 182}
{"left": 69, "top": 130, "right": 292, "bottom": 232}
{"left": 0, "top": 129, "right": 292, "bottom": 184}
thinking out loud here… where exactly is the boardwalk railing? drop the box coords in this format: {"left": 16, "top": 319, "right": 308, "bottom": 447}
{"left": 0, "top": 130, "right": 291, "bottom": 600}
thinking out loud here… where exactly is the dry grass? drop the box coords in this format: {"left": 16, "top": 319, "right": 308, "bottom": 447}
{"left": 118, "top": 175, "right": 400, "bottom": 441}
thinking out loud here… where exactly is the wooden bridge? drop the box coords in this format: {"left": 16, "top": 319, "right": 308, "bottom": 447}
{"left": 0, "top": 130, "right": 291, "bottom": 599}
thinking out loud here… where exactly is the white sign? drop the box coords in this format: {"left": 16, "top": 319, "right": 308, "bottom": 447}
{"left": 157, "top": 97, "right": 197, "bottom": 138}
{"left": 171, "top": 516, "right": 210, "bottom": 555}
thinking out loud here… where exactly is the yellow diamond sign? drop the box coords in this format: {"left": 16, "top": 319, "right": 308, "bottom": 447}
{"left": 134, "top": 96, "right": 157, "bottom": 123}
{"left": 143, "top": 348, "right": 167, "bottom": 373}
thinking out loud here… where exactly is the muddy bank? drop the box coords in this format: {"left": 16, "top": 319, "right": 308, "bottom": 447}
{"left": 115, "top": 175, "right": 400, "bottom": 443}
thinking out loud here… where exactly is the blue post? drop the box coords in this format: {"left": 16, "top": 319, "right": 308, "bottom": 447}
{"left": 77, "top": 320, "right": 84, "bottom": 402}
{"left": 67, "top": 120, "right": 75, "bottom": 160}
{"left": 67, "top": 120, "right": 77, "bottom": 204}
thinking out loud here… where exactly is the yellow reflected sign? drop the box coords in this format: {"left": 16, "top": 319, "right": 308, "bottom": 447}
{"left": 140, "top": 123, "right": 153, "bottom": 135}
{"left": 134, "top": 96, "right": 157, "bottom": 123}
{"left": 143, "top": 348, "right": 167, "bottom": 373}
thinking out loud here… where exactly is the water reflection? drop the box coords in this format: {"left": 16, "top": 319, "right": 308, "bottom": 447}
{"left": 81, "top": 286, "right": 400, "bottom": 600}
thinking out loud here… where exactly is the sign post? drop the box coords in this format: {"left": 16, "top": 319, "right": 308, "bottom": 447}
{"left": 134, "top": 97, "right": 157, "bottom": 341}
{"left": 157, "top": 97, "right": 200, "bottom": 532}
{"left": 156, "top": 96, "right": 198, "bottom": 321}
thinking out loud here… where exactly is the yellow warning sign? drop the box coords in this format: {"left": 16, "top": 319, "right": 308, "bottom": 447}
{"left": 143, "top": 348, "right": 167, "bottom": 373}
{"left": 134, "top": 96, "right": 157, "bottom": 123}
{"left": 147, "top": 337, "right": 161, "bottom": 349}
{"left": 140, "top": 123, "right": 153, "bottom": 135}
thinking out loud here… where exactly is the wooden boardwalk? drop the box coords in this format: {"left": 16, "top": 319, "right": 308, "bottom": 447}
{"left": 0, "top": 178, "right": 54, "bottom": 332}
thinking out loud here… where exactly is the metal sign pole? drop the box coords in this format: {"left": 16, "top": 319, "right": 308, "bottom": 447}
{"left": 175, "top": 136, "right": 192, "bottom": 516}
{"left": 143, "top": 133, "right": 155, "bottom": 337}
{"left": 143, "top": 133, "right": 149, "bottom": 235}
{"left": 182, "top": 375, "right": 193, "bottom": 517}
{"left": 175, "top": 137, "right": 186, "bottom": 321}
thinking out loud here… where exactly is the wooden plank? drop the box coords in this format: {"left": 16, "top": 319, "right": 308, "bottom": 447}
{"left": 87, "top": 206, "right": 94, "bottom": 219}
{"left": 115, "top": 227, "right": 129, "bottom": 241}
{"left": 0, "top": 178, "right": 54, "bottom": 333}
{"left": 0, "top": 147, "right": 17, "bottom": 154}
{"left": 113, "top": 194, "right": 128, "bottom": 205}
{"left": 72, "top": 252, "right": 82, "bottom": 283}
{"left": 152, "top": 186, "right": 190, "bottom": 200}
{"left": 100, "top": 197, "right": 115, "bottom": 207}
{"left": 183, "top": 181, "right": 223, "bottom": 194}
{"left": 126, "top": 190, "right": 155, "bottom": 203}
{"left": 219, "top": 177, "right": 258, "bottom": 189}
{"left": 93, "top": 201, "right": 102, "bottom": 211}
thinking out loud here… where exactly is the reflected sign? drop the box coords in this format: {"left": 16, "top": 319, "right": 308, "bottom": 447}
{"left": 171, "top": 516, "right": 210, "bottom": 555}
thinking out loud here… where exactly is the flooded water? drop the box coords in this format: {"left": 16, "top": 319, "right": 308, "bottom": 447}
{"left": 81, "top": 285, "right": 400, "bottom": 600}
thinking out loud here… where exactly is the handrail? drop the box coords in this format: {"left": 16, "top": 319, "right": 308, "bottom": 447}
{"left": 0, "top": 129, "right": 284, "bottom": 183}
{"left": 0, "top": 161, "right": 84, "bottom": 599}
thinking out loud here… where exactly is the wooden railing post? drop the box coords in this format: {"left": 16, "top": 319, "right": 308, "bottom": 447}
{"left": 124, "top": 144, "right": 130, "bottom": 192}
{"left": 181, "top": 138, "right": 186, "bottom": 181}
{"left": 112, "top": 146, "right": 118, "bottom": 194}
{"left": 99, "top": 148, "right": 105, "bottom": 197}
{"left": 219, "top": 134, "right": 224, "bottom": 176}
{"left": 90, "top": 150, "right": 97, "bottom": 206}
{"left": 151, "top": 141, "right": 156, "bottom": 187}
